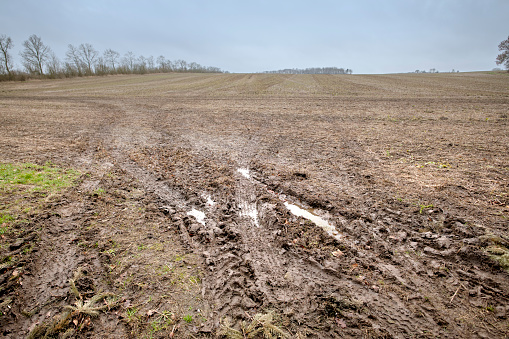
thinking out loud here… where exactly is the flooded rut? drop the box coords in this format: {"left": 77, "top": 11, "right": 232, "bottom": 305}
{"left": 187, "top": 208, "right": 206, "bottom": 225}
{"left": 236, "top": 167, "right": 340, "bottom": 238}
{"left": 283, "top": 201, "right": 341, "bottom": 240}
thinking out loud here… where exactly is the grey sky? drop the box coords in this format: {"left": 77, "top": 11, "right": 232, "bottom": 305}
{"left": 1, "top": 0, "right": 508, "bottom": 74}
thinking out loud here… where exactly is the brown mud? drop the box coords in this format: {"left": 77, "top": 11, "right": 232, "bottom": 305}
{"left": 1, "top": 72, "right": 509, "bottom": 338}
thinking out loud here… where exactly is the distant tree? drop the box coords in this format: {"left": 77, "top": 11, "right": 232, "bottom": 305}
{"left": 78, "top": 43, "right": 98, "bottom": 75}
{"left": 123, "top": 51, "right": 136, "bottom": 72}
{"left": 0, "top": 34, "right": 14, "bottom": 76}
{"left": 65, "top": 44, "right": 84, "bottom": 75}
{"left": 157, "top": 55, "right": 166, "bottom": 71}
{"left": 263, "top": 66, "right": 351, "bottom": 75}
{"left": 188, "top": 61, "right": 199, "bottom": 72}
{"left": 47, "top": 52, "right": 62, "bottom": 77}
{"left": 103, "top": 48, "right": 120, "bottom": 72}
{"left": 20, "top": 34, "right": 51, "bottom": 75}
{"left": 496, "top": 35, "right": 509, "bottom": 70}
{"left": 174, "top": 59, "right": 187, "bottom": 72}
{"left": 147, "top": 55, "right": 154, "bottom": 72}
{"left": 95, "top": 56, "right": 108, "bottom": 75}
{"left": 137, "top": 55, "right": 147, "bottom": 73}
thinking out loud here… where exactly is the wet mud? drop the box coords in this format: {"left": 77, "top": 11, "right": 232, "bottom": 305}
{"left": 1, "top": 73, "right": 509, "bottom": 338}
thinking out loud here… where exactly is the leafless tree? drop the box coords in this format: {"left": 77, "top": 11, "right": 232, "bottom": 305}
{"left": 78, "top": 43, "right": 98, "bottom": 75}
{"left": 66, "top": 44, "right": 84, "bottom": 75}
{"left": 20, "top": 34, "right": 51, "bottom": 75}
{"left": 174, "top": 59, "right": 187, "bottom": 72}
{"left": 147, "top": 56, "right": 154, "bottom": 72}
{"left": 137, "top": 55, "right": 147, "bottom": 73}
{"left": 0, "top": 34, "right": 14, "bottom": 76}
{"left": 122, "top": 51, "right": 136, "bottom": 72}
{"left": 157, "top": 55, "right": 167, "bottom": 71}
{"left": 95, "top": 57, "right": 109, "bottom": 75}
{"left": 263, "top": 66, "right": 351, "bottom": 75}
{"left": 47, "top": 52, "right": 62, "bottom": 77}
{"left": 496, "top": 35, "right": 509, "bottom": 70}
{"left": 188, "top": 61, "right": 198, "bottom": 72}
{"left": 103, "top": 48, "right": 120, "bottom": 71}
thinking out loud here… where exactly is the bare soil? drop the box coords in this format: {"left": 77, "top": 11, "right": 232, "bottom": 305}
{"left": 1, "top": 72, "right": 509, "bottom": 338}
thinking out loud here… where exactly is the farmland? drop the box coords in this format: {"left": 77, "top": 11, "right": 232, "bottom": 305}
{"left": 1, "top": 72, "right": 509, "bottom": 338}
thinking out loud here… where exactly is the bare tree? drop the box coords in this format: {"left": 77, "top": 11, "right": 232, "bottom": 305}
{"left": 496, "top": 35, "right": 509, "bottom": 70}
{"left": 78, "top": 43, "right": 98, "bottom": 75}
{"left": 122, "top": 51, "right": 136, "bottom": 72}
{"left": 188, "top": 61, "right": 198, "bottom": 72}
{"left": 103, "top": 48, "right": 120, "bottom": 72}
{"left": 147, "top": 56, "right": 154, "bottom": 72}
{"left": 157, "top": 55, "right": 167, "bottom": 71}
{"left": 174, "top": 59, "right": 187, "bottom": 72}
{"left": 137, "top": 55, "right": 147, "bottom": 73}
{"left": 20, "top": 34, "right": 51, "bottom": 75}
{"left": 66, "top": 44, "right": 84, "bottom": 75}
{"left": 95, "top": 56, "right": 108, "bottom": 75}
{"left": 0, "top": 34, "right": 14, "bottom": 76}
{"left": 47, "top": 52, "right": 62, "bottom": 77}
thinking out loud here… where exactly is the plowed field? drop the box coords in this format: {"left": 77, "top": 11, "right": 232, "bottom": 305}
{"left": 1, "top": 72, "right": 509, "bottom": 338}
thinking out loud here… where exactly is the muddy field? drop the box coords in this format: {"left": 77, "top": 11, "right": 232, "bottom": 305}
{"left": 1, "top": 72, "right": 509, "bottom": 338}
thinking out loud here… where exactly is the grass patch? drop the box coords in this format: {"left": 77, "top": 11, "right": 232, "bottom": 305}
{"left": 0, "top": 213, "right": 15, "bottom": 224}
{"left": 0, "top": 162, "right": 80, "bottom": 232}
{"left": 486, "top": 245, "right": 509, "bottom": 272}
{"left": 0, "top": 162, "right": 80, "bottom": 193}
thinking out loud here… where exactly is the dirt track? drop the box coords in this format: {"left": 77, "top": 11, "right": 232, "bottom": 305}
{"left": 1, "top": 72, "right": 509, "bottom": 338}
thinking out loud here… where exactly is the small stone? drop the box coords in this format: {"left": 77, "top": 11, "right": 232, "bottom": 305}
{"left": 332, "top": 250, "right": 344, "bottom": 257}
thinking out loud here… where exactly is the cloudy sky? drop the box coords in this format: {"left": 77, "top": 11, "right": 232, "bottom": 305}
{"left": 1, "top": 0, "right": 508, "bottom": 74}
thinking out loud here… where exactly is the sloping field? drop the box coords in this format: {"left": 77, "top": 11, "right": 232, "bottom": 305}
{"left": 1, "top": 72, "right": 509, "bottom": 338}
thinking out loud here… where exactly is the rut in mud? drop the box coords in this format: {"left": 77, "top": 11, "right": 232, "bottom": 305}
{"left": 1, "top": 73, "right": 509, "bottom": 338}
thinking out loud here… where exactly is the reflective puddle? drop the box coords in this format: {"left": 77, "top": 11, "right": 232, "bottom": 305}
{"left": 235, "top": 166, "right": 340, "bottom": 238}
{"left": 237, "top": 168, "right": 251, "bottom": 179}
{"left": 203, "top": 194, "right": 216, "bottom": 206}
{"left": 283, "top": 201, "right": 341, "bottom": 239}
{"left": 187, "top": 209, "right": 206, "bottom": 225}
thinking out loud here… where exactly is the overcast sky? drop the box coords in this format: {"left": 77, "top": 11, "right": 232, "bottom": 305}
{"left": 1, "top": 0, "right": 508, "bottom": 74}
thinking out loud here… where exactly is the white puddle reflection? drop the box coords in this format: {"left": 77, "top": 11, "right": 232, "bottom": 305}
{"left": 239, "top": 202, "right": 260, "bottom": 227}
{"left": 283, "top": 202, "right": 341, "bottom": 240}
{"left": 187, "top": 209, "right": 206, "bottom": 225}
{"left": 203, "top": 194, "right": 216, "bottom": 206}
{"left": 237, "top": 168, "right": 251, "bottom": 179}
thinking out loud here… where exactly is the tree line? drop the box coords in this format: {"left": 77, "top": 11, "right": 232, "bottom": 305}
{"left": 263, "top": 67, "right": 353, "bottom": 75}
{"left": 0, "top": 34, "right": 225, "bottom": 81}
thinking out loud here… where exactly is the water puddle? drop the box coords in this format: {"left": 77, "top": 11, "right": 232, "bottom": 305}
{"left": 187, "top": 208, "right": 206, "bottom": 225}
{"left": 283, "top": 201, "right": 341, "bottom": 240}
{"left": 239, "top": 202, "right": 260, "bottom": 227}
{"left": 235, "top": 166, "right": 339, "bottom": 237}
{"left": 202, "top": 194, "right": 216, "bottom": 206}
{"left": 237, "top": 168, "right": 251, "bottom": 179}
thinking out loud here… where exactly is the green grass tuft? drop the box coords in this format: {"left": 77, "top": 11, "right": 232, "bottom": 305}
{"left": 0, "top": 162, "right": 80, "bottom": 193}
